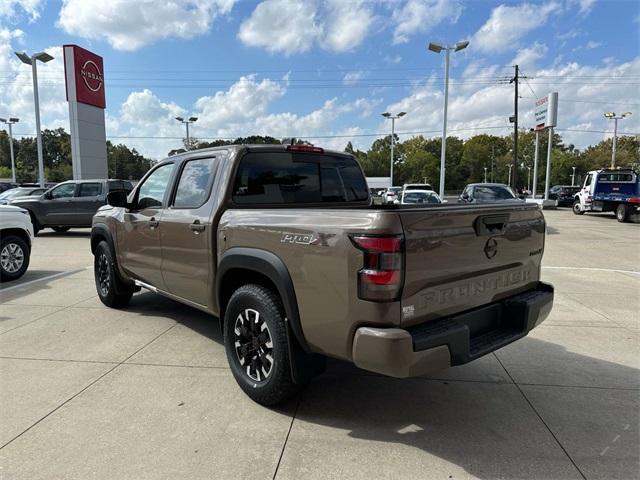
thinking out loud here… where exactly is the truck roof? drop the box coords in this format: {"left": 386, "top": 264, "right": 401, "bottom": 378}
{"left": 164, "top": 144, "right": 351, "bottom": 163}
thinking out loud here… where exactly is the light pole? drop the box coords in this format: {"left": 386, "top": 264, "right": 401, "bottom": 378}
{"left": 527, "top": 165, "right": 531, "bottom": 192}
{"left": 0, "top": 117, "right": 19, "bottom": 182}
{"left": 483, "top": 167, "right": 487, "bottom": 183}
{"left": 508, "top": 164, "right": 513, "bottom": 185}
{"left": 571, "top": 166, "right": 576, "bottom": 186}
{"left": 604, "top": 112, "right": 632, "bottom": 168}
{"left": 175, "top": 116, "right": 198, "bottom": 150}
{"left": 381, "top": 111, "right": 406, "bottom": 187}
{"left": 428, "top": 40, "right": 469, "bottom": 198}
{"left": 15, "top": 51, "right": 53, "bottom": 187}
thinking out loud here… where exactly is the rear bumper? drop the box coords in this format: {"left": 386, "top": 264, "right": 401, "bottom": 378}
{"left": 352, "top": 282, "right": 554, "bottom": 378}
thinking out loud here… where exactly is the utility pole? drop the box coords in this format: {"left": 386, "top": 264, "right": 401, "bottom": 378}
{"left": 509, "top": 65, "right": 519, "bottom": 190}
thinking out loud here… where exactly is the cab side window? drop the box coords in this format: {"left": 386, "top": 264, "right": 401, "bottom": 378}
{"left": 584, "top": 174, "right": 593, "bottom": 188}
{"left": 77, "top": 183, "right": 102, "bottom": 197}
{"left": 136, "top": 163, "right": 174, "bottom": 210}
{"left": 50, "top": 183, "right": 76, "bottom": 199}
{"left": 173, "top": 158, "right": 216, "bottom": 208}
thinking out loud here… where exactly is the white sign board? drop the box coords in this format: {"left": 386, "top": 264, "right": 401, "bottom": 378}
{"left": 366, "top": 177, "right": 391, "bottom": 189}
{"left": 534, "top": 92, "right": 558, "bottom": 130}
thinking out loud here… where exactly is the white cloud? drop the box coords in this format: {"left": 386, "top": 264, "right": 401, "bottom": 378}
{"left": 585, "top": 40, "right": 601, "bottom": 49}
{"left": 194, "top": 75, "right": 286, "bottom": 127}
{"left": 343, "top": 70, "right": 365, "bottom": 85}
{"left": 567, "top": 0, "right": 596, "bottom": 15}
{"left": 473, "top": 2, "right": 561, "bottom": 53}
{"left": 511, "top": 42, "right": 548, "bottom": 71}
{"left": 0, "top": 0, "right": 43, "bottom": 21}
{"left": 0, "top": 31, "right": 68, "bottom": 140}
{"left": 322, "top": 0, "right": 375, "bottom": 52}
{"left": 392, "top": 0, "right": 462, "bottom": 44}
{"left": 238, "top": 0, "right": 375, "bottom": 55}
{"left": 380, "top": 57, "right": 640, "bottom": 151}
{"left": 57, "top": 0, "right": 237, "bottom": 51}
{"left": 238, "top": 0, "right": 322, "bottom": 56}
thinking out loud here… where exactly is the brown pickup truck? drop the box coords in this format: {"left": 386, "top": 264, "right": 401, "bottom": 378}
{"left": 91, "top": 144, "right": 553, "bottom": 405}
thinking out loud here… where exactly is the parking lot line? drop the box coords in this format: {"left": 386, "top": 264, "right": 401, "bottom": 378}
{"left": 0, "top": 268, "right": 86, "bottom": 294}
{"left": 543, "top": 266, "right": 640, "bottom": 275}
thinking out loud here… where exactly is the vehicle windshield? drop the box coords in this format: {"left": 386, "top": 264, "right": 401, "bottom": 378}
{"left": 474, "top": 185, "right": 516, "bottom": 201}
{"left": 0, "top": 188, "right": 28, "bottom": 200}
{"left": 403, "top": 191, "right": 441, "bottom": 204}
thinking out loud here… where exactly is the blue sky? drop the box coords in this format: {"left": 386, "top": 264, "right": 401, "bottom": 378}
{"left": 1, "top": 0, "right": 639, "bottom": 159}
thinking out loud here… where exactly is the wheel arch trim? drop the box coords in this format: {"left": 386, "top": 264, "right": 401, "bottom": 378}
{"left": 217, "top": 247, "right": 311, "bottom": 353}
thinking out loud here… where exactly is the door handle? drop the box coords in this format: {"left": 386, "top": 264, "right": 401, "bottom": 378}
{"left": 149, "top": 217, "right": 159, "bottom": 229}
{"left": 190, "top": 220, "right": 205, "bottom": 233}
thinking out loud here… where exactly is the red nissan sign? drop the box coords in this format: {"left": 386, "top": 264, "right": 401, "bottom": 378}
{"left": 63, "top": 44, "right": 106, "bottom": 109}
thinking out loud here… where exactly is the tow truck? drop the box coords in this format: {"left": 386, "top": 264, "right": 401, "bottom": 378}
{"left": 573, "top": 168, "right": 640, "bottom": 222}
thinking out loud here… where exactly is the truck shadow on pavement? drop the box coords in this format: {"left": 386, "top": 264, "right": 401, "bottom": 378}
{"left": 126, "top": 291, "right": 639, "bottom": 479}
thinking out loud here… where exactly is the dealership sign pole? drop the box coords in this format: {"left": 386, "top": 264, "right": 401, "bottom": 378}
{"left": 63, "top": 45, "right": 108, "bottom": 180}
{"left": 533, "top": 92, "right": 558, "bottom": 201}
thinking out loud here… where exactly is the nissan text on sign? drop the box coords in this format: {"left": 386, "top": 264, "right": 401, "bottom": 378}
{"left": 64, "top": 44, "right": 108, "bottom": 180}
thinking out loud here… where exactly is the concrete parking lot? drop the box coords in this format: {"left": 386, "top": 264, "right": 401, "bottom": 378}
{"left": 0, "top": 209, "right": 638, "bottom": 480}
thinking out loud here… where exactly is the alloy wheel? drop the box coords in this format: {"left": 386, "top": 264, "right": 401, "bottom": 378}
{"left": 1, "top": 243, "right": 24, "bottom": 273}
{"left": 233, "top": 308, "right": 274, "bottom": 382}
{"left": 97, "top": 253, "right": 111, "bottom": 296}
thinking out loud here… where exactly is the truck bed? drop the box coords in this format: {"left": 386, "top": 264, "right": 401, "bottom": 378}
{"left": 219, "top": 201, "right": 545, "bottom": 360}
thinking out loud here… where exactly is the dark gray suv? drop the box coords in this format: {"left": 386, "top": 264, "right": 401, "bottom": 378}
{"left": 11, "top": 179, "right": 132, "bottom": 234}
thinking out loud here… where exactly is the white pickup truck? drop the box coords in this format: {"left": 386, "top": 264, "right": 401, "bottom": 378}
{"left": 0, "top": 205, "right": 34, "bottom": 281}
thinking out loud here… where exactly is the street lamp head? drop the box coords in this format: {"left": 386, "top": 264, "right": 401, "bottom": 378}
{"left": 175, "top": 116, "right": 184, "bottom": 122}
{"left": 33, "top": 52, "right": 54, "bottom": 63}
{"left": 604, "top": 112, "right": 615, "bottom": 118}
{"left": 454, "top": 40, "right": 469, "bottom": 51}
{"left": 0, "top": 118, "right": 5, "bottom": 123}
{"left": 622, "top": 112, "right": 632, "bottom": 118}
{"left": 398, "top": 112, "right": 407, "bottom": 117}
{"left": 188, "top": 116, "right": 198, "bottom": 122}
{"left": 428, "top": 42, "right": 444, "bottom": 53}
{"left": 15, "top": 51, "right": 32, "bottom": 65}
{"left": 9, "top": 117, "right": 19, "bottom": 123}
{"left": 381, "top": 112, "right": 391, "bottom": 118}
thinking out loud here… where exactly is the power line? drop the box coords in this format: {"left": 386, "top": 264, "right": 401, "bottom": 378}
{"left": 9, "top": 126, "right": 636, "bottom": 142}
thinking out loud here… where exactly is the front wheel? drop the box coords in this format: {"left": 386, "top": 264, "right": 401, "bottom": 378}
{"left": 224, "top": 284, "right": 300, "bottom": 406}
{"left": 93, "top": 241, "right": 134, "bottom": 308}
{"left": 572, "top": 200, "right": 584, "bottom": 215}
{"left": 0, "top": 235, "right": 30, "bottom": 282}
{"left": 616, "top": 204, "right": 629, "bottom": 223}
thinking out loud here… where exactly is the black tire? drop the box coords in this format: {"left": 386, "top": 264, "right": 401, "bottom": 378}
{"left": 572, "top": 199, "right": 584, "bottom": 215}
{"left": 51, "top": 226, "right": 70, "bottom": 233}
{"left": 224, "top": 284, "right": 300, "bottom": 406}
{"left": 616, "top": 204, "right": 629, "bottom": 223}
{"left": 28, "top": 212, "right": 40, "bottom": 236}
{"left": 93, "top": 241, "right": 134, "bottom": 308}
{"left": 0, "top": 235, "right": 30, "bottom": 282}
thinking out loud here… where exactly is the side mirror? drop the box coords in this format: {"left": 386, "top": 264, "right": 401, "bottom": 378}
{"left": 43, "top": 191, "right": 52, "bottom": 200}
{"left": 106, "top": 190, "right": 129, "bottom": 208}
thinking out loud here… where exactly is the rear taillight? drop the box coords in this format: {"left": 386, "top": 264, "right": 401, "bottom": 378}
{"left": 350, "top": 235, "right": 404, "bottom": 302}
{"left": 628, "top": 197, "right": 640, "bottom": 204}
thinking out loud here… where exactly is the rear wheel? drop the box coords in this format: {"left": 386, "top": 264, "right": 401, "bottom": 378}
{"left": 51, "top": 226, "right": 70, "bottom": 233}
{"left": 224, "top": 284, "right": 300, "bottom": 406}
{"left": 93, "top": 241, "right": 134, "bottom": 308}
{"left": 572, "top": 200, "right": 584, "bottom": 215}
{"left": 0, "top": 235, "right": 30, "bottom": 282}
{"left": 616, "top": 204, "right": 629, "bottom": 223}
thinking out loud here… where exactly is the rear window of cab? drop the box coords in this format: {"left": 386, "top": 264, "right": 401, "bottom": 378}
{"left": 232, "top": 152, "right": 369, "bottom": 205}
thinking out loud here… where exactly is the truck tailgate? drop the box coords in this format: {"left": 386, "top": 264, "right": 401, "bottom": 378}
{"left": 399, "top": 203, "right": 545, "bottom": 327}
